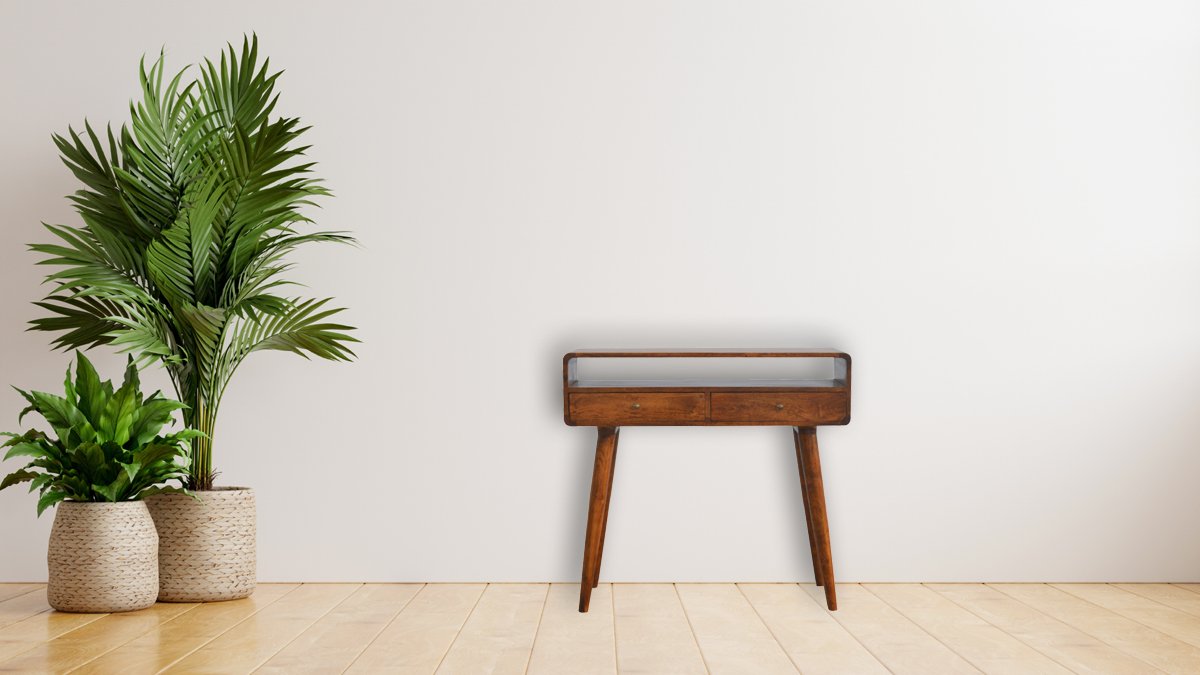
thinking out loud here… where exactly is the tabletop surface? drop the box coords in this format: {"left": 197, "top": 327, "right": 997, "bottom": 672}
{"left": 567, "top": 378, "right": 845, "bottom": 389}
{"left": 566, "top": 348, "right": 850, "bottom": 359}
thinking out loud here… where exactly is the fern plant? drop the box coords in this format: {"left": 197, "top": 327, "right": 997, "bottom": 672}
{"left": 1, "top": 352, "right": 198, "bottom": 515}
{"left": 28, "top": 36, "right": 357, "bottom": 490}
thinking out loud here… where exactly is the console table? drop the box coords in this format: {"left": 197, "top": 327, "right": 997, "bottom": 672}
{"left": 563, "top": 349, "right": 851, "bottom": 612}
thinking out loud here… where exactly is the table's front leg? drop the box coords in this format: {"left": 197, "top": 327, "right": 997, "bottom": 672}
{"left": 796, "top": 427, "right": 837, "bottom": 610}
{"left": 594, "top": 428, "right": 619, "bottom": 590}
{"left": 579, "top": 426, "right": 618, "bottom": 612}
{"left": 793, "top": 428, "right": 824, "bottom": 588}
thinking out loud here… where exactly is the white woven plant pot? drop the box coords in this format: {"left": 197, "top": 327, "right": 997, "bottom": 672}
{"left": 47, "top": 500, "right": 158, "bottom": 613}
{"left": 146, "top": 487, "right": 256, "bottom": 602}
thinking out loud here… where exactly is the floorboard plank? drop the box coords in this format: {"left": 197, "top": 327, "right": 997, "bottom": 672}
{"left": 346, "top": 584, "right": 485, "bottom": 675}
{"left": 256, "top": 584, "right": 422, "bottom": 674}
{"left": 802, "top": 583, "right": 980, "bottom": 674}
{"left": 0, "top": 588, "right": 58, "bottom": 631}
{"left": 676, "top": 583, "right": 797, "bottom": 674}
{"left": 865, "top": 583, "right": 1071, "bottom": 674}
{"left": 526, "top": 584, "right": 616, "bottom": 675}
{"left": 1120, "top": 584, "right": 1200, "bottom": 618}
{"left": 993, "top": 583, "right": 1200, "bottom": 673}
{"left": 162, "top": 583, "right": 360, "bottom": 674}
{"left": 0, "top": 586, "right": 41, "bottom": 604}
{"left": 0, "top": 608, "right": 106, "bottom": 665}
{"left": 435, "top": 583, "right": 547, "bottom": 675}
{"left": 740, "top": 583, "right": 888, "bottom": 675}
{"left": 929, "top": 583, "right": 1162, "bottom": 674}
{"left": 1054, "top": 584, "right": 1200, "bottom": 649}
{"left": 0, "top": 602, "right": 195, "bottom": 672}
{"left": 71, "top": 583, "right": 299, "bottom": 675}
{"left": 611, "top": 583, "right": 707, "bottom": 675}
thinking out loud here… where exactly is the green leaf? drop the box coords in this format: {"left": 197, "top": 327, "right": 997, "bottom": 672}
{"left": 100, "top": 376, "right": 138, "bottom": 446}
{"left": 16, "top": 388, "right": 85, "bottom": 439}
{"left": 36, "top": 491, "right": 67, "bottom": 516}
{"left": 121, "top": 355, "right": 142, "bottom": 404}
{"left": 73, "top": 350, "right": 107, "bottom": 422}
{"left": 1, "top": 429, "right": 45, "bottom": 445}
{"left": 240, "top": 297, "right": 358, "bottom": 361}
{"left": 29, "top": 295, "right": 128, "bottom": 351}
{"left": 74, "top": 443, "right": 108, "bottom": 481}
{"left": 28, "top": 474, "right": 53, "bottom": 493}
{"left": 105, "top": 318, "right": 176, "bottom": 361}
{"left": 0, "top": 469, "right": 38, "bottom": 491}
{"left": 94, "top": 472, "right": 130, "bottom": 502}
{"left": 137, "top": 485, "right": 192, "bottom": 499}
{"left": 161, "top": 428, "right": 205, "bottom": 443}
{"left": 128, "top": 396, "right": 187, "bottom": 447}
{"left": 131, "top": 443, "right": 181, "bottom": 469}
{"left": 3, "top": 442, "right": 49, "bottom": 462}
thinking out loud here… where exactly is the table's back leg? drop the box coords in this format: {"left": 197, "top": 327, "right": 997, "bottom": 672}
{"left": 793, "top": 427, "right": 825, "bottom": 587}
{"left": 579, "top": 426, "right": 618, "bottom": 612}
{"left": 797, "top": 427, "right": 837, "bottom": 610}
{"left": 593, "top": 428, "right": 619, "bottom": 589}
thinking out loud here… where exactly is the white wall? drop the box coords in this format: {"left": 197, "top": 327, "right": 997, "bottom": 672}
{"left": 2, "top": 0, "right": 1199, "bottom": 583}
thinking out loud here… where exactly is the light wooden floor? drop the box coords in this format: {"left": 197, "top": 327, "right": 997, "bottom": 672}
{"left": 1, "top": 583, "right": 1199, "bottom": 673}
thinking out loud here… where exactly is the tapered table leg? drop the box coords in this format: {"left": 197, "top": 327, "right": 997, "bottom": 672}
{"left": 797, "top": 427, "right": 837, "bottom": 610}
{"left": 579, "top": 427, "right": 618, "bottom": 612}
{"left": 793, "top": 428, "right": 824, "bottom": 587}
{"left": 593, "top": 429, "right": 619, "bottom": 589}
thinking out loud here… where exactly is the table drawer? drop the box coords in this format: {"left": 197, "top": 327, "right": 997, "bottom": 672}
{"left": 710, "top": 392, "right": 849, "bottom": 425}
{"left": 568, "top": 393, "right": 708, "bottom": 425}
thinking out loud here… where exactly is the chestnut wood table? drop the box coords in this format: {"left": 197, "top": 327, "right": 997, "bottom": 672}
{"left": 563, "top": 349, "right": 851, "bottom": 612}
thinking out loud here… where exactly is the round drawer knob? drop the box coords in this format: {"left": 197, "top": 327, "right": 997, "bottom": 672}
{"left": 631, "top": 403, "right": 641, "bottom": 410}
{"left": 775, "top": 403, "right": 785, "bottom": 410}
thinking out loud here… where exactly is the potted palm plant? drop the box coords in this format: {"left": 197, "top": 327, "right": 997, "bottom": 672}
{"left": 27, "top": 35, "right": 357, "bottom": 601}
{"left": 1, "top": 353, "right": 196, "bottom": 612}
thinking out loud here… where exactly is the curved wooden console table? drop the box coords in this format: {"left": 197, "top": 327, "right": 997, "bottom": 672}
{"left": 563, "top": 349, "right": 851, "bottom": 612}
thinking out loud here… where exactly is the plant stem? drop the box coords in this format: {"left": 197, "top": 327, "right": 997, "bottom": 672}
{"left": 188, "top": 398, "right": 216, "bottom": 491}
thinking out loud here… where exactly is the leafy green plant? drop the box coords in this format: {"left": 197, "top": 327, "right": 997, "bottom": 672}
{"left": 0, "top": 352, "right": 199, "bottom": 515}
{"left": 27, "top": 35, "right": 357, "bottom": 490}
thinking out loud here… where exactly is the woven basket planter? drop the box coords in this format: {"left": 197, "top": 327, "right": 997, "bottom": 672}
{"left": 47, "top": 501, "right": 158, "bottom": 613}
{"left": 146, "top": 487, "right": 256, "bottom": 602}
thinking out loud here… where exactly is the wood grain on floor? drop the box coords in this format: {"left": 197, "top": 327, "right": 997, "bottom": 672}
{"left": 0, "top": 583, "right": 1196, "bottom": 673}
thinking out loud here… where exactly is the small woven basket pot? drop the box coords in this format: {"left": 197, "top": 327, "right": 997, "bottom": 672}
{"left": 47, "top": 500, "right": 158, "bottom": 613}
{"left": 146, "top": 487, "right": 256, "bottom": 602}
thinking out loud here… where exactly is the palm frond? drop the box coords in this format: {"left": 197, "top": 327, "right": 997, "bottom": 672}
{"left": 28, "top": 34, "right": 357, "bottom": 490}
{"left": 53, "top": 122, "right": 154, "bottom": 242}
{"left": 32, "top": 224, "right": 154, "bottom": 302}
{"left": 30, "top": 295, "right": 132, "bottom": 351}
{"left": 240, "top": 297, "right": 357, "bottom": 361}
